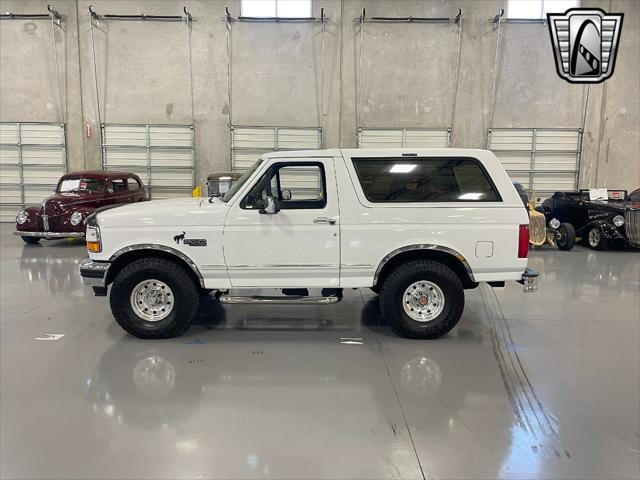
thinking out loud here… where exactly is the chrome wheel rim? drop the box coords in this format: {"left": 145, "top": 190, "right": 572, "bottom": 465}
{"left": 402, "top": 280, "right": 445, "bottom": 322}
{"left": 588, "top": 228, "right": 600, "bottom": 247}
{"left": 130, "top": 279, "right": 174, "bottom": 322}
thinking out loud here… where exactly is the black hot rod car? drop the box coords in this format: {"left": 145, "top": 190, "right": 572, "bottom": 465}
{"left": 538, "top": 189, "right": 640, "bottom": 250}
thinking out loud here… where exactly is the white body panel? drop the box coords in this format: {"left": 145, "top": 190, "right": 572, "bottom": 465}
{"left": 336, "top": 149, "right": 528, "bottom": 285}
{"left": 90, "top": 149, "right": 530, "bottom": 289}
{"left": 223, "top": 157, "right": 340, "bottom": 287}
{"left": 92, "top": 197, "right": 231, "bottom": 288}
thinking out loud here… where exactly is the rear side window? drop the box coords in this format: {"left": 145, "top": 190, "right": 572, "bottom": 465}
{"left": 127, "top": 178, "right": 141, "bottom": 191}
{"left": 352, "top": 157, "right": 501, "bottom": 203}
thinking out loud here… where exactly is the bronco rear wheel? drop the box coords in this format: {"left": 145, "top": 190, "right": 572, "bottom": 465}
{"left": 21, "top": 236, "right": 41, "bottom": 245}
{"left": 379, "top": 260, "right": 464, "bottom": 339}
{"left": 110, "top": 257, "right": 199, "bottom": 339}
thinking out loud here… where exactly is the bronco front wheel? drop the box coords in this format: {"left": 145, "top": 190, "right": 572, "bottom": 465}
{"left": 379, "top": 260, "right": 464, "bottom": 339}
{"left": 110, "top": 257, "right": 199, "bottom": 339}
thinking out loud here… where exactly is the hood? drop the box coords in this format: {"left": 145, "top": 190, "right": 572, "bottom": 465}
{"left": 42, "top": 193, "right": 105, "bottom": 214}
{"left": 585, "top": 200, "right": 627, "bottom": 214}
{"left": 97, "top": 197, "right": 228, "bottom": 228}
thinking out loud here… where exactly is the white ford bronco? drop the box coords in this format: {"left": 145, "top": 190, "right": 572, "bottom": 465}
{"left": 80, "top": 149, "right": 538, "bottom": 339}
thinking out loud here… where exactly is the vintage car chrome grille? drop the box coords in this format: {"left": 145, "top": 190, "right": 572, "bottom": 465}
{"left": 625, "top": 208, "right": 640, "bottom": 247}
{"left": 529, "top": 211, "right": 547, "bottom": 246}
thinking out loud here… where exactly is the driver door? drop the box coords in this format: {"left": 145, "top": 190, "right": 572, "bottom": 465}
{"left": 223, "top": 157, "right": 340, "bottom": 288}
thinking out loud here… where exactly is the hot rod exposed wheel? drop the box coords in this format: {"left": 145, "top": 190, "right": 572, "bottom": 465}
{"left": 586, "top": 227, "right": 607, "bottom": 251}
{"left": 110, "top": 257, "right": 199, "bottom": 339}
{"left": 556, "top": 223, "right": 575, "bottom": 251}
{"left": 21, "top": 236, "right": 41, "bottom": 245}
{"left": 379, "top": 260, "right": 464, "bottom": 339}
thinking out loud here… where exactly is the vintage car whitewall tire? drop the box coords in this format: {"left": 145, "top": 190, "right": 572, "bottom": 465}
{"left": 556, "top": 223, "right": 576, "bottom": 251}
{"left": 21, "top": 236, "right": 41, "bottom": 245}
{"left": 109, "top": 257, "right": 199, "bottom": 339}
{"left": 379, "top": 260, "right": 464, "bottom": 339}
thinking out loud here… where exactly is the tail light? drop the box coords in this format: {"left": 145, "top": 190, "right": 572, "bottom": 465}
{"left": 518, "top": 224, "right": 529, "bottom": 258}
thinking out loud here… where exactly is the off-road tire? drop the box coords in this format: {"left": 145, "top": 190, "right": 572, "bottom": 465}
{"left": 379, "top": 260, "right": 464, "bottom": 339}
{"left": 556, "top": 223, "right": 575, "bottom": 251}
{"left": 21, "top": 236, "right": 41, "bottom": 245}
{"left": 110, "top": 257, "right": 199, "bottom": 339}
{"left": 369, "top": 285, "right": 380, "bottom": 295}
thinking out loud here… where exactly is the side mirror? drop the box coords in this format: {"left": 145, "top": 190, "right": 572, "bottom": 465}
{"left": 281, "top": 189, "right": 292, "bottom": 201}
{"left": 259, "top": 195, "right": 280, "bottom": 214}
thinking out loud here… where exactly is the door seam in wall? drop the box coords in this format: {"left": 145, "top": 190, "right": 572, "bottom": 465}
{"left": 75, "top": 0, "right": 87, "bottom": 169}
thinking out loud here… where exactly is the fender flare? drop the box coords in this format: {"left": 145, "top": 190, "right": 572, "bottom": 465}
{"left": 108, "top": 244, "right": 205, "bottom": 287}
{"left": 373, "top": 244, "right": 476, "bottom": 285}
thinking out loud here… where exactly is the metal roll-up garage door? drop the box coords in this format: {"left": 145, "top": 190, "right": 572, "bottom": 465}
{"left": 231, "top": 126, "right": 323, "bottom": 173}
{"left": 102, "top": 124, "right": 195, "bottom": 199}
{"left": 231, "top": 126, "right": 323, "bottom": 198}
{"left": 488, "top": 128, "right": 582, "bottom": 198}
{"left": 0, "top": 123, "right": 67, "bottom": 222}
{"left": 357, "top": 128, "right": 451, "bottom": 148}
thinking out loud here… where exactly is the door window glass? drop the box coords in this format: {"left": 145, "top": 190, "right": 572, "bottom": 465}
{"left": 242, "top": 162, "right": 326, "bottom": 210}
{"left": 111, "top": 179, "right": 127, "bottom": 193}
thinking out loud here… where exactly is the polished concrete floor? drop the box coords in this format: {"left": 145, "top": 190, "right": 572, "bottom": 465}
{"left": 0, "top": 223, "right": 639, "bottom": 480}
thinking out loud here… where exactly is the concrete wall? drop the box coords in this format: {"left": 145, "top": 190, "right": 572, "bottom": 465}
{"left": 1, "top": 0, "right": 638, "bottom": 190}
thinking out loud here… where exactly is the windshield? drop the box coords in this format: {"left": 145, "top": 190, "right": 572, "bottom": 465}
{"left": 57, "top": 178, "right": 105, "bottom": 194}
{"left": 221, "top": 160, "right": 263, "bottom": 202}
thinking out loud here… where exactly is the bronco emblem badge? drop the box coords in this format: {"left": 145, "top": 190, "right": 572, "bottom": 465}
{"left": 547, "top": 8, "right": 623, "bottom": 84}
{"left": 173, "top": 231, "right": 206, "bottom": 247}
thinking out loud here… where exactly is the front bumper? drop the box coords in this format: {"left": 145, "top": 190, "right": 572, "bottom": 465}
{"left": 517, "top": 267, "right": 539, "bottom": 293}
{"left": 14, "top": 231, "right": 85, "bottom": 240}
{"left": 79, "top": 258, "right": 110, "bottom": 291}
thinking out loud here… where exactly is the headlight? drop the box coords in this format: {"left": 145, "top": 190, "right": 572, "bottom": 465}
{"left": 549, "top": 218, "right": 561, "bottom": 229}
{"left": 16, "top": 210, "right": 28, "bottom": 225}
{"left": 86, "top": 225, "right": 102, "bottom": 253}
{"left": 613, "top": 215, "right": 625, "bottom": 227}
{"left": 70, "top": 211, "right": 83, "bottom": 226}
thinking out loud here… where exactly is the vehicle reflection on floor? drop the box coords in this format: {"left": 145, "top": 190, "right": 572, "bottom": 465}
{"left": 79, "top": 290, "right": 517, "bottom": 479}
{"left": 17, "top": 244, "right": 84, "bottom": 294}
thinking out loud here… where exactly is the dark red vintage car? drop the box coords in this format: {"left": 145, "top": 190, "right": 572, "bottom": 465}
{"left": 14, "top": 171, "right": 148, "bottom": 244}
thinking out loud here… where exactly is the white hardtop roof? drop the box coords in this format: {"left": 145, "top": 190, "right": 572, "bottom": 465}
{"left": 261, "top": 148, "right": 492, "bottom": 159}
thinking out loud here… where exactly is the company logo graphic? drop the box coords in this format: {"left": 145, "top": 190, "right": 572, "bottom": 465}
{"left": 547, "top": 8, "right": 623, "bottom": 84}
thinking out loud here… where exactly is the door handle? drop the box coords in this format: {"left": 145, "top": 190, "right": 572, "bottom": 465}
{"left": 313, "top": 217, "right": 336, "bottom": 225}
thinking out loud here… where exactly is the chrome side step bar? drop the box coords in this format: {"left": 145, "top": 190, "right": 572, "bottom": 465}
{"left": 219, "top": 295, "right": 341, "bottom": 305}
